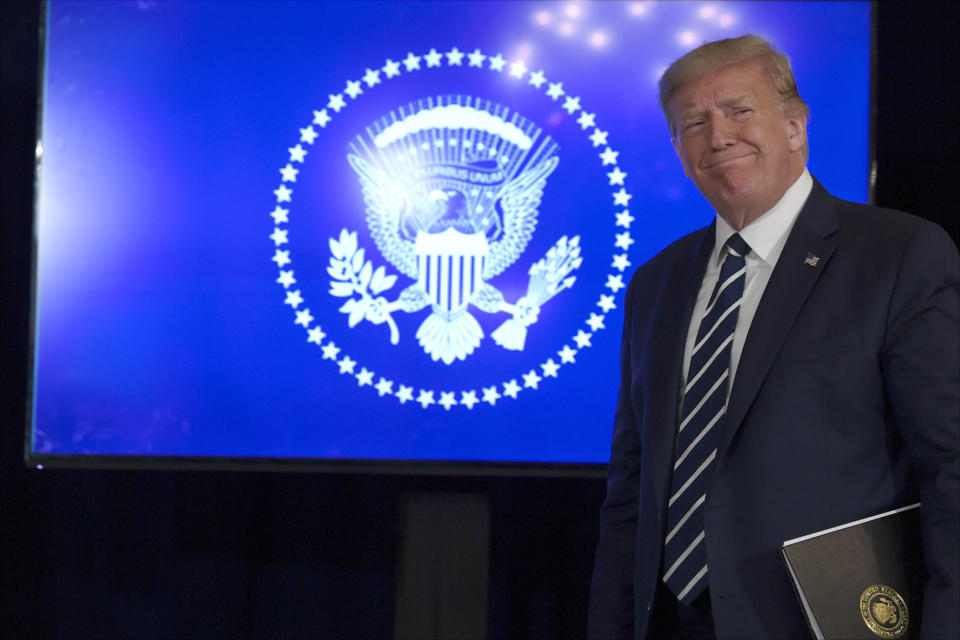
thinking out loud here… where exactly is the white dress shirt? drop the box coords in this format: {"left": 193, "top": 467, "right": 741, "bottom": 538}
{"left": 680, "top": 169, "right": 813, "bottom": 402}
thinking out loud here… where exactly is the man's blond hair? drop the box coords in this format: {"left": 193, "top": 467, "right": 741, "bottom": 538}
{"left": 658, "top": 35, "right": 810, "bottom": 142}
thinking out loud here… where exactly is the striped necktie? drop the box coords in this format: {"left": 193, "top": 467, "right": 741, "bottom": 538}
{"left": 663, "top": 232, "right": 750, "bottom": 604}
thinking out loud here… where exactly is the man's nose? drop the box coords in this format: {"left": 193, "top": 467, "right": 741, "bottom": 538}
{"left": 709, "top": 118, "right": 736, "bottom": 149}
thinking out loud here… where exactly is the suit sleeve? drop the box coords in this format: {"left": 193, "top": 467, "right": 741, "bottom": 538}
{"left": 587, "top": 276, "right": 644, "bottom": 640}
{"left": 880, "top": 221, "right": 960, "bottom": 639}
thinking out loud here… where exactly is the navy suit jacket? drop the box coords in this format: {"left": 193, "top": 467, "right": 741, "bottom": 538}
{"left": 588, "top": 180, "right": 959, "bottom": 639}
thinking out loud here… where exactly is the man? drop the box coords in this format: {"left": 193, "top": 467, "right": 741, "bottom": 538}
{"left": 588, "top": 35, "right": 959, "bottom": 639}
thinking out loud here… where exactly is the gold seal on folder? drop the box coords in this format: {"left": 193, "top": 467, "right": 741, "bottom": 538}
{"left": 860, "top": 584, "right": 909, "bottom": 638}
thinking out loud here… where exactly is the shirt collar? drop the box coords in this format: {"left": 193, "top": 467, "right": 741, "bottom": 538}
{"left": 713, "top": 169, "right": 813, "bottom": 267}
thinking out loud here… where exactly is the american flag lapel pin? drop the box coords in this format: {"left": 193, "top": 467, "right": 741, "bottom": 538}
{"left": 803, "top": 252, "right": 820, "bottom": 267}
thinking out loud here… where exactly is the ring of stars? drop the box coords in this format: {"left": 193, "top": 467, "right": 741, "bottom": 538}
{"left": 270, "top": 46, "right": 635, "bottom": 409}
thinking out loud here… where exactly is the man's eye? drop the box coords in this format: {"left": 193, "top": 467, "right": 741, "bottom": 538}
{"left": 683, "top": 120, "right": 705, "bottom": 134}
{"left": 735, "top": 108, "right": 752, "bottom": 116}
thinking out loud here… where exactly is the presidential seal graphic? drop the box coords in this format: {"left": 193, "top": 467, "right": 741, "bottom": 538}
{"left": 268, "top": 47, "right": 635, "bottom": 409}
{"left": 338, "top": 96, "right": 576, "bottom": 364}
{"left": 860, "top": 584, "right": 909, "bottom": 638}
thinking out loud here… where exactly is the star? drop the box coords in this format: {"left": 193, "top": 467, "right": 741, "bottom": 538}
{"left": 615, "top": 231, "right": 634, "bottom": 250}
{"left": 382, "top": 58, "right": 401, "bottom": 77}
{"left": 299, "top": 126, "right": 318, "bottom": 144}
{"left": 541, "top": 359, "right": 560, "bottom": 378}
{"left": 295, "top": 308, "right": 313, "bottom": 327}
{"left": 270, "top": 206, "right": 289, "bottom": 224}
{"left": 276, "top": 270, "right": 296, "bottom": 288}
{"left": 274, "top": 184, "right": 292, "bottom": 202}
{"left": 587, "top": 313, "right": 606, "bottom": 331}
{"left": 288, "top": 144, "right": 307, "bottom": 163}
{"left": 424, "top": 48, "right": 443, "bottom": 67}
{"left": 576, "top": 111, "right": 596, "bottom": 129}
{"left": 546, "top": 82, "right": 565, "bottom": 100}
{"left": 613, "top": 188, "right": 632, "bottom": 206}
{"left": 280, "top": 163, "right": 299, "bottom": 182}
{"left": 438, "top": 391, "right": 457, "bottom": 410}
{"left": 509, "top": 59, "right": 527, "bottom": 78}
{"left": 416, "top": 389, "right": 435, "bottom": 408}
{"left": 284, "top": 289, "right": 303, "bottom": 307}
{"left": 467, "top": 48, "right": 486, "bottom": 67}
{"left": 573, "top": 329, "right": 593, "bottom": 348}
{"left": 337, "top": 355, "right": 356, "bottom": 374}
{"left": 374, "top": 377, "right": 393, "bottom": 396}
{"left": 482, "top": 385, "right": 501, "bottom": 405}
{"left": 606, "top": 274, "right": 626, "bottom": 293}
{"left": 272, "top": 249, "right": 291, "bottom": 267}
{"left": 615, "top": 209, "right": 635, "bottom": 227}
{"left": 528, "top": 70, "right": 546, "bottom": 88}
{"left": 598, "top": 295, "right": 617, "bottom": 312}
{"left": 589, "top": 128, "right": 609, "bottom": 147}
{"left": 562, "top": 95, "right": 581, "bottom": 114}
{"left": 460, "top": 390, "right": 479, "bottom": 409}
{"left": 488, "top": 53, "right": 506, "bottom": 71}
{"left": 558, "top": 344, "right": 577, "bottom": 364}
{"left": 344, "top": 80, "right": 362, "bottom": 99}
{"left": 402, "top": 52, "right": 421, "bottom": 71}
{"left": 327, "top": 93, "right": 346, "bottom": 112}
{"left": 600, "top": 147, "right": 620, "bottom": 165}
{"left": 446, "top": 46, "right": 465, "bottom": 66}
{"left": 362, "top": 68, "right": 381, "bottom": 87}
{"left": 396, "top": 385, "right": 414, "bottom": 404}
{"left": 321, "top": 341, "right": 340, "bottom": 360}
{"left": 612, "top": 254, "right": 631, "bottom": 272}
{"left": 355, "top": 367, "right": 374, "bottom": 386}
{"left": 313, "top": 110, "right": 331, "bottom": 128}
{"left": 522, "top": 369, "right": 542, "bottom": 389}
{"left": 502, "top": 379, "right": 521, "bottom": 399}
{"left": 307, "top": 326, "right": 326, "bottom": 344}
{"left": 607, "top": 166, "right": 627, "bottom": 186}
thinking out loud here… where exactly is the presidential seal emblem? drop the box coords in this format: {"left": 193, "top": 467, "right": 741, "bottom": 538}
{"left": 860, "top": 584, "right": 909, "bottom": 638}
{"left": 268, "top": 46, "right": 635, "bottom": 409}
{"left": 336, "top": 95, "right": 578, "bottom": 364}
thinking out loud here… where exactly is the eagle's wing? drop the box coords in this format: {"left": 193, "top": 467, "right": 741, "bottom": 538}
{"left": 484, "top": 156, "right": 559, "bottom": 279}
{"left": 346, "top": 154, "right": 417, "bottom": 278}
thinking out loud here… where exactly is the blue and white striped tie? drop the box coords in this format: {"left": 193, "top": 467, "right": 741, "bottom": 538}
{"left": 663, "top": 233, "right": 750, "bottom": 604}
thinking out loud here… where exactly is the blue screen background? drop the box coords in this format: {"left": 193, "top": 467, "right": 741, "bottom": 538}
{"left": 31, "top": 0, "right": 871, "bottom": 464}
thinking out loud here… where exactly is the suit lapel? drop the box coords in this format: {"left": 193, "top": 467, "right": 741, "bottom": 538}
{"left": 718, "top": 181, "right": 840, "bottom": 459}
{"left": 647, "top": 224, "right": 715, "bottom": 509}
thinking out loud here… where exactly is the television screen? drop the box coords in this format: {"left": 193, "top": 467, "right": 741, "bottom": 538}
{"left": 28, "top": 0, "right": 871, "bottom": 470}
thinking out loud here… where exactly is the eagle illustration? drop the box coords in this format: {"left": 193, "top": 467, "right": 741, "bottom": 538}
{"left": 872, "top": 597, "right": 898, "bottom": 626}
{"left": 342, "top": 95, "right": 573, "bottom": 365}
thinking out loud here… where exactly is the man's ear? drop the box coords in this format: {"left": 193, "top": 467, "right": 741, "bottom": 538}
{"left": 785, "top": 112, "right": 807, "bottom": 153}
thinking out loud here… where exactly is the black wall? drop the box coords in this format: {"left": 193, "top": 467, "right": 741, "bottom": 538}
{"left": 2, "top": 2, "right": 957, "bottom": 638}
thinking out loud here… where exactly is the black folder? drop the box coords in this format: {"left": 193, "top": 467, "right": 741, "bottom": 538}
{"left": 780, "top": 503, "right": 925, "bottom": 640}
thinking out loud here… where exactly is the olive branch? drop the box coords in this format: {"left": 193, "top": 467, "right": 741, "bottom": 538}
{"left": 328, "top": 228, "right": 402, "bottom": 344}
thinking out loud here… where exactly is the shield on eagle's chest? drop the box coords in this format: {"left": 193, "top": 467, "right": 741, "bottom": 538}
{"left": 414, "top": 228, "right": 489, "bottom": 313}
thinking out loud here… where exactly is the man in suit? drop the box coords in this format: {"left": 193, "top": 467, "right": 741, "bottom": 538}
{"left": 587, "top": 35, "right": 959, "bottom": 639}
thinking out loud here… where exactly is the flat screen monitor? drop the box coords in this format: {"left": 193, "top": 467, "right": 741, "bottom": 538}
{"left": 28, "top": 0, "right": 872, "bottom": 472}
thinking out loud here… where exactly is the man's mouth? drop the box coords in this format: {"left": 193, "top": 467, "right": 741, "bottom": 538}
{"left": 704, "top": 153, "right": 754, "bottom": 169}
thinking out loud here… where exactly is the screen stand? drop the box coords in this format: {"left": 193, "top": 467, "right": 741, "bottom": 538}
{"left": 393, "top": 493, "right": 490, "bottom": 639}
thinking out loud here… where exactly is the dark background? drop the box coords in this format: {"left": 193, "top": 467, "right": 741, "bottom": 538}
{"left": 2, "top": 1, "right": 957, "bottom": 638}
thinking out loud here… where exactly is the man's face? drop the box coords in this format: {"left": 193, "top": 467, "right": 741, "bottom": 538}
{"left": 669, "top": 61, "right": 806, "bottom": 229}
